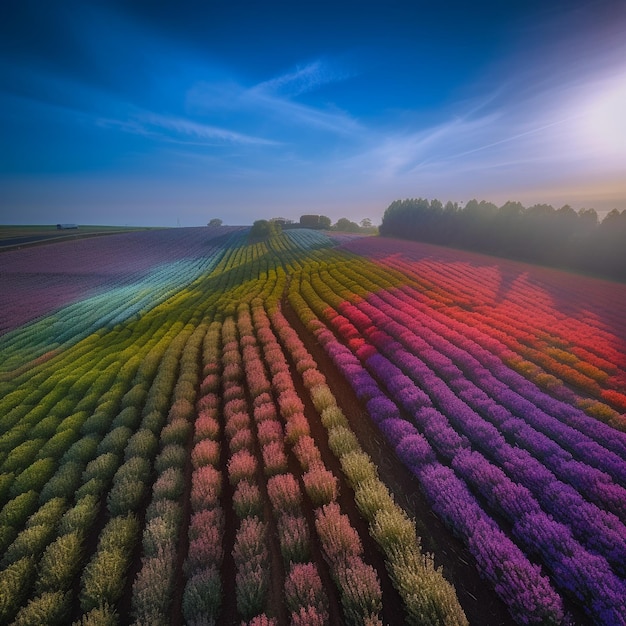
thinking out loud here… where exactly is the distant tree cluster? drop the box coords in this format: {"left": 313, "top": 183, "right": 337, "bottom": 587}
{"left": 250, "top": 219, "right": 282, "bottom": 240}
{"left": 380, "top": 198, "right": 626, "bottom": 281}
{"left": 298, "top": 215, "right": 377, "bottom": 233}
{"left": 299, "top": 214, "right": 332, "bottom": 229}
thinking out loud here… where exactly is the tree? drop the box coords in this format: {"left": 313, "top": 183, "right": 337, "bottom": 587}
{"left": 300, "top": 215, "right": 320, "bottom": 228}
{"left": 334, "top": 218, "right": 360, "bottom": 232}
{"left": 208, "top": 218, "right": 222, "bottom": 227}
{"left": 360, "top": 218, "right": 372, "bottom": 229}
{"left": 250, "top": 219, "right": 281, "bottom": 240}
{"left": 319, "top": 215, "right": 332, "bottom": 230}
{"left": 250, "top": 220, "right": 271, "bottom": 238}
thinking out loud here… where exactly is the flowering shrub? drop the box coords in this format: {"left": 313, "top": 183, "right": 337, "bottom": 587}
{"left": 186, "top": 525, "right": 224, "bottom": 574}
{"left": 190, "top": 465, "right": 222, "bottom": 511}
{"left": 314, "top": 503, "right": 362, "bottom": 563}
{"left": 80, "top": 546, "right": 130, "bottom": 612}
{"left": 57, "top": 495, "right": 99, "bottom": 536}
{"left": 256, "top": 420, "right": 283, "bottom": 446}
{"left": 262, "top": 441, "right": 288, "bottom": 476}
{"left": 154, "top": 443, "right": 186, "bottom": 473}
{"left": 327, "top": 426, "right": 360, "bottom": 458}
{"left": 98, "top": 426, "right": 132, "bottom": 456}
{"left": 0, "top": 556, "right": 36, "bottom": 623}
{"left": 284, "top": 562, "right": 329, "bottom": 616}
{"left": 232, "top": 480, "right": 262, "bottom": 519}
{"left": 124, "top": 429, "right": 158, "bottom": 460}
{"left": 193, "top": 415, "right": 220, "bottom": 443}
{"left": 182, "top": 566, "right": 222, "bottom": 625}
{"left": 293, "top": 436, "right": 322, "bottom": 471}
{"left": 225, "top": 412, "right": 251, "bottom": 440}
{"left": 266, "top": 474, "right": 301, "bottom": 513}
{"left": 10, "top": 590, "right": 71, "bottom": 626}
{"left": 233, "top": 517, "right": 268, "bottom": 567}
{"left": 353, "top": 479, "right": 396, "bottom": 523}
{"left": 142, "top": 514, "right": 179, "bottom": 558}
{"left": 284, "top": 413, "right": 311, "bottom": 445}
{"left": 4, "top": 224, "right": 624, "bottom": 624}
{"left": 82, "top": 453, "right": 119, "bottom": 484}
{"left": 152, "top": 467, "right": 185, "bottom": 501}
{"left": 38, "top": 461, "right": 83, "bottom": 502}
{"left": 290, "top": 606, "right": 328, "bottom": 626}
{"left": 320, "top": 406, "right": 348, "bottom": 429}
{"left": 337, "top": 557, "right": 383, "bottom": 626}
{"left": 191, "top": 439, "right": 220, "bottom": 468}
{"left": 228, "top": 450, "right": 257, "bottom": 486}
{"left": 301, "top": 367, "right": 326, "bottom": 388}
{"left": 25, "top": 497, "right": 65, "bottom": 530}
{"left": 159, "top": 419, "right": 192, "bottom": 447}
{"left": 277, "top": 514, "right": 310, "bottom": 564}
{"left": 277, "top": 390, "right": 305, "bottom": 417}
{"left": 303, "top": 465, "right": 338, "bottom": 506}
{"left": 1, "top": 523, "right": 56, "bottom": 567}
{"left": 339, "top": 450, "right": 378, "bottom": 488}
{"left": 131, "top": 547, "right": 176, "bottom": 626}
{"left": 233, "top": 518, "right": 269, "bottom": 620}
{"left": 309, "top": 385, "right": 337, "bottom": 413}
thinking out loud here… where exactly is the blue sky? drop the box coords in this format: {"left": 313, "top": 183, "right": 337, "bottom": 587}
{"left": 1, "top": 0, "right": 625, "bottom": 226}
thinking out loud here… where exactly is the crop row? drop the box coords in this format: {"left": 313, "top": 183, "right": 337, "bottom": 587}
{"left": 288, "top": 241, "right": 626, "bottom": 625}
{"left": 0, "top": 226, "right": 245, "bottom": 336}
{"left": 0, "top": 228, "right": 260, "bottom": 622}
{"left": 0, "top": 303, "right": 197, "bottom": 624}
{"left": 4, "top": 227, "right": 623, "bottom": 625}
{"left": 341, "top": 237, "right": 626, "bottom": 419}
{"left": 289, "top": 277, "right": 566, "bottom": 625}
{"left": 266, "top": 302, "right": 468, "bottom": 625}
{"left": 241, "top": 302, "right": 384, "bottom": 626}
{"left": 0, "top": 229, "right": 245, "bottom": 375}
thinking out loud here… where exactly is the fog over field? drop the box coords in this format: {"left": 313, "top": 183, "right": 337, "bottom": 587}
{"left": 1, "top": 0, "right": 625, "bottom": 226}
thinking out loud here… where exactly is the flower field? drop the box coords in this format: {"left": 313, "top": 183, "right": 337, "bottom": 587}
{"left": 1, "top": 227, "right": 625, "bottom": 625}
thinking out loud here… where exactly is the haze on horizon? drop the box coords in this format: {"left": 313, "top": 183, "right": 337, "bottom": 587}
{"left": 1, "top": 0, "right": 625, "bottom": 228}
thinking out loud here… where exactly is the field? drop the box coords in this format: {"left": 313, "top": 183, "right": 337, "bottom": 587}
{"left": 1, "top": 226, "right": 625, "bottom": 626}
{"left": 0, "top": 225, "right": 153, "bottom": 251}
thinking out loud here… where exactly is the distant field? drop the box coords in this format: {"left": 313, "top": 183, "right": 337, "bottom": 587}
{"left": 0, "top": 225, "right": 153, "bottom": 249}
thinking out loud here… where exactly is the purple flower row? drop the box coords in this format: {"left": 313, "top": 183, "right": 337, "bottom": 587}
{"left": 341, "top": 292, "right": 626, "bottom": 518}
{"left": 382, "top": 285, "right": 626, "bottom": 460}
{"left": 339, "top": 298, "right": 626, "bottom": 585}
{"left": 301, "top": 269, "right": 626, "bottom": 624}
{"left": 305, "top": 319, "right": 565, "bottom": 625}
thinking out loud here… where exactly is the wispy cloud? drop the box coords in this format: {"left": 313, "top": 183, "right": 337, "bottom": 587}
{"left": 140, "top": 112, "right": 279, "bottom": 145}
{"left": 99, "top": 110, "right": 280, "bottom": 147}
{"left": 186, "top": 58, "right": 361, "bottom": 137}
{"left": 253, "top": 60, "right": 351, "bottom": 97}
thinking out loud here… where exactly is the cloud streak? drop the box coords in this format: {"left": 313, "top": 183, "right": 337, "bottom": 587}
{"left": 186, "top": 59, "right": 362, "bottom": 138}
{"left": 253, "top": 59, "right": 352, "bottom": 97}
{"left": 134, "top": 112, "right": 280, "bottom": 146}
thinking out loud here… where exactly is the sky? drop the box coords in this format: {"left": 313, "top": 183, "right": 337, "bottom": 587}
{"left": 1, "top": 0, "right": 625, "bottom": 227}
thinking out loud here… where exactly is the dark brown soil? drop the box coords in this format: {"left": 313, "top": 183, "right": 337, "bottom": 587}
{"left": 282, "top": 298, "right": 519, "bottom": 626}
{"left": 216, "top": 445, "right": 238, "bottom": 626}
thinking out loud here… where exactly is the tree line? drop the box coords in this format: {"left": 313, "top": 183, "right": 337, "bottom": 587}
{"left": 379, "top": 198, "right": 626, "bottom": 281}
{"left": 249, "top": 215, "right": 377, "bottom": 239}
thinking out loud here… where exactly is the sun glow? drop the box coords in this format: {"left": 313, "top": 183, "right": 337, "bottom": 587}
{"left": 579, "top": 73, "right": 626, "bottom": 159}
